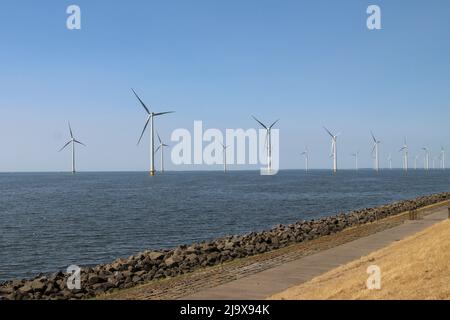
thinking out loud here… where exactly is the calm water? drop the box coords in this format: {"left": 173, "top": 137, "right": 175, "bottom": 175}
{"left": 1, "top": 170, "right": 449, "bottom": 282}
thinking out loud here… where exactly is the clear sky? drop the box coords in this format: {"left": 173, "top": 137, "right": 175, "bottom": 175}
{"left": 1, "top": 0, "right": 450, "bottom": 171}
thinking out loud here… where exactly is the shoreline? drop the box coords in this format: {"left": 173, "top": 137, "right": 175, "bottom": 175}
{"left": 1, "top": 191, "right": 450, "bottom": 300}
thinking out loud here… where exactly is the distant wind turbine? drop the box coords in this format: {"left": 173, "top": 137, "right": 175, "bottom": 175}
{"left": 422, "top": 147, "right": 430, "bottom": 171}
{"left": 370, "top": 131, "right": 380, "bottom": 172}
{"left": 58, "top": 122, "right": 86, "bottom": 174}
{"left": 387, "top": 153, "right": 392, "bottom": 170}
{"left": 155, "top": 132, "right": 169, "bottom": 173}
{"left": 220, "top": 142, "right": 229, "bottom": 173}
{"left": 351, "top": 151, "right": 359, "bottom": 171}
{"left": 252, "top": 116, "right": 279, "bottom": 174}
{"left": 399, "top": 137, "right": 409, "bottom": 171}
{"left": 432, "top": 156, "right": 438, "bottom": 170}
{"left": 301, "top": 147, "right": 309, "bottom": 172}
{"left": 441, "top": 147, "right": 445, "bottom": 169}
{"left": 414, "top": 154, "right": 419, "bottom": 170}
{"left": 324, "top": 127, "right": 340, "bottom": 173}
{"left": 132, "top": 88, "right": 174, "bottom": 176}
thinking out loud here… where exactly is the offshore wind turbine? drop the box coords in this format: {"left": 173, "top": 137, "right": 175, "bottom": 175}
{"left": 351, "top": 151, "right": 359, "bottom": 171}
{"left": 58, "top": 122, "right": 86, "bottom": 174}
{"left": 422, "top": 147, "right": 430, "bottom": 170}
{"left": 301, "top": 147, "right": 309, "bottom": 172}
{"left": 414, "top": 154, "right": 419, "bottom": 170}
{"left": 324, "top": 127, "right": 340, "bottom": 173}
{"left": 370, "top": 131, "right": 380, "bottom": 172}
{"left": 132, "top": 88, "right": 174, "bottom": 176}
{"left": 252, "top": 116, "right": 279, "bottom": 174}
{"left": 387, "top": 153, "right": 392, "bottom": 170}
{"left": 399, "top": 137, "right": 409, "bottom": 171}
{"left": 155, "top": 132, "right": 169, "bottom": 173}
{"left": 441, "top": 147, "right": 445, "bottom": 169}
{"left": 220, "top": 142, "right": 229, "bottom": 173}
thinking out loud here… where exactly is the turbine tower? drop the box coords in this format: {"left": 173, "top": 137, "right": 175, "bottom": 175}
{"left": 441, "top": 147, "right": 445, "bottom": 169}
{"left": 155, "top": 132, "right": 169, "bottom": 173}
{"left": 58, "top": 122, "right": 86, "bottom": 174}
{"left": 414, "top": 155, "right": 419, "bottom": 170}
{"left": 132, "top": 88, "right": 174, "bottom": 176}
{"left": 351, "top": 151, "right": 359, "bottom": 171}
{"left": 220, "top": 142, "right": 229, "bottom": 173}
{"left": 324, "top": 127, "right": 340, "bottom": 173}
{"left": 371, "top": 131, "right": 380, "bottom": 172}
{"left": 252, "top": 116, "right": 279, "bottom": 174}
{"left": 422, "top": 147, "right": 429, "bottom": 170}
{"left": 399, "top": 137, "right": 409, "bottom": 172}
{"left": 387, "top": 153, "right": 392, "bottom": 170}
{"left": 301, "top": 147, "right": 309, "bottom": 172}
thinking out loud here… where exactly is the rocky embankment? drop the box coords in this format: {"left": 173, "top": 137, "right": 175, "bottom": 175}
{"left": 1, "top": 192, "right": 449, "bottom": 300}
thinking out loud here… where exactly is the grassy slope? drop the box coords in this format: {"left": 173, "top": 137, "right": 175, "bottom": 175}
{"left": 269, "top": 219, "right": 450, "bottom": 300}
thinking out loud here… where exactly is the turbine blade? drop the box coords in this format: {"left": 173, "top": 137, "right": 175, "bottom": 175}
{"left": 162, "top": 144, "right": 169, "bottom": 147}
{"left": 252, "top": 116, "right": 268, "bottom": 129}
{"left": 155, "top": 145, "right": 161, "bottom": 153}
{"left": 68, "top": 122, "right": 73, "bottom": 139}
{"left": 137, "top": 116, "right": 151, "bottom": 145}
{"left": 131, "top": 88, "right": 151, "bottom": 114}
{"left": 156, "top": 131, "right": 162, "bottom": 144}
{"left": 74, "top": 140, "right": 86, "bottom": 147}
{"left": 370, "top": 131, "right": 376, "bottom": 143}
{"left": 323, "top": 127, "right": 334, "bottom": 138}
{"left": 58, "top": 141, "right": 71, "bottom": 152}
{"left": 153, "top": 111, "right": 175, "bottom": 117}
{"left": 269, "top": 119, "right": 280, "bottom": 129}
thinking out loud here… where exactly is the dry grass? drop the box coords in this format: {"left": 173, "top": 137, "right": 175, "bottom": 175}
{"left": 269, "top": 219, "right": 450, "bottom": 300}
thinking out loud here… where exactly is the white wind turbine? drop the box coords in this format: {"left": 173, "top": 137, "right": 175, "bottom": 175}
{"left": 220, "top": 142, "right": 229, "bottom": 173}
{"left": 132, "top": 88, "right": 174, "bottom": 176}
{"left": 58, "top": 122, "right": 86, "bottom": 174}
{"left": 432, "top": 156, "right": 438, "bottom": 170}
{"left": 440, "top": 147, "right": 445, "bottom": 169}
{"left": 351, "top": 151, "right": 359, "bottom": 171}
{"left": 399, "top": 137, "right": 409, "bottom": 172}
{"left": 387, "top": 153, "right": 392, "bottom": 170}
{"left": 370, "top": 131, "right": 380, "bottom": 172}
{"left": 301, "top": 147, "right": 309, "bottom": 172}
{"left": 324, "top": 127, "right": 340, "bottom": 173}
{"left": 155, "top": 132, "right": 169, "bottom": 173}
{"left": 252, "top": 116, "right": 279, "bottom": 174}
{"left": 422, "top": 147, "right": 430, "bottom": 171}
{"left": 414, "top": 154, "right": 419, "bottom": 170}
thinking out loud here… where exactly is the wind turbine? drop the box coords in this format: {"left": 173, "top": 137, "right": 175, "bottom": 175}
{"left": 387, "top": 153, "right": 392, "bottom": 170}
{"left": 324, "top": 127, "right": 340, "bottom": 173}
{"left": 399, "top": 137, "right": 409, "bottom": 172}
{"left": 132, "top": 88, "right": 174, "bottom": 176}
{"left": 351, "top": 151, "right": 359, "bottom": 171}
{"left": 422, "top": 147, "right": 430, "bottom": 170}
{"left": 414, "top": 154, "right": 419, "bottom": 170}
{"left": 441, "top": 147, "right": 445, "bottom": 169}
{"left": 370, "top": 131, "right": 380, "bottom": 172}
{"left": 301, "top": 147, "right": 309, "bottom": 172}
{"left": 155, "top": 132, "right": 169, "bottom": 173}
{"left": 252, "top": 116, "right": 279, "bottom": 174}
{"left": 220, "top": 142, "right": 229, "bottom": 173}
{"left": 58, "top": 122, "right": 86, "bottom": 174}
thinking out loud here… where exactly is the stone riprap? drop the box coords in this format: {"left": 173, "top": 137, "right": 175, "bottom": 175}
{"left": 1, "top": 191, "right": 449, "bottom": 300}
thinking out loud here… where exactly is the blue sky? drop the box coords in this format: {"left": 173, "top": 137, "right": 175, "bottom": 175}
{"left": 0, "top": 0, "right": 449, "bottom": 171}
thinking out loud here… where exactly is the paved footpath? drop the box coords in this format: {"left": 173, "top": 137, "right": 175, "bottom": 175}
{"left": 182, "top": 208, "right": 448, "bottom": 300}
